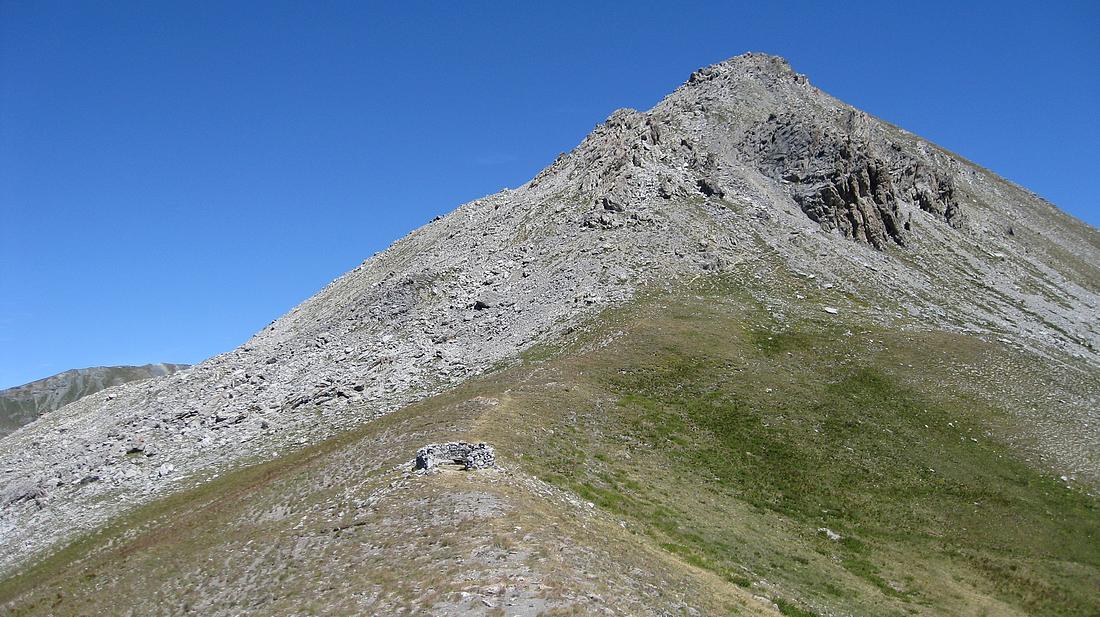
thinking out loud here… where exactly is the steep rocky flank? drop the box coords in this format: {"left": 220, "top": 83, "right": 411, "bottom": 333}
{"left": 1, "top": 52, "right": 1098, "bottom": 598}
{"left": 0, "top": 364, "right": 188, "bottom": 437}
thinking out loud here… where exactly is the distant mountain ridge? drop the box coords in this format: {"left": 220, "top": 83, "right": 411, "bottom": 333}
{"left": 0, "top": 364, "right": 189, "bottom": 436}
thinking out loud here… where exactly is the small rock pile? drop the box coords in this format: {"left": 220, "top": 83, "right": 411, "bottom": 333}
{"left": 414, "top": 442, "right": 496, "bottom": 471}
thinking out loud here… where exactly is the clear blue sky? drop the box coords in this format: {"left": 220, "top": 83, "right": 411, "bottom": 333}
{"left": 1, "top": 1, "right": 1097, "bottom": 388}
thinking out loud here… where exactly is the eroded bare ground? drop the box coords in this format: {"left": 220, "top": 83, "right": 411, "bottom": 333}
{"left": 0, "top": 389, "right": 774, "bottom": 617}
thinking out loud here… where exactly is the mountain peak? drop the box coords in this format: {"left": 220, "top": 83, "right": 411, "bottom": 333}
{"left": 685, "top": 52, "right": 802, "bottom": 87}
{"left": 1, "top": 55, "right": 1098, "bottom": 610}
{"left": 694, "top": 51, "right": 794, "bottom": 74}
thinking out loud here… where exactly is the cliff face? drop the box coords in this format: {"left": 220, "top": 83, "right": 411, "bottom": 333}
{"left": 0, "top": 53, "right": 1096, "bottom": 589}
{"left": 0, "top": 364, "right": 189, "bottom": 436}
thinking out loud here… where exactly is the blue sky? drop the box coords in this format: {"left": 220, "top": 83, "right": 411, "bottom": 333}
{"left": 1, "top": 1, "right": 1097, "bottom": 388}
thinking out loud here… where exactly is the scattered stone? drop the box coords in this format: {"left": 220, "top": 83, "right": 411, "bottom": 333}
{"left": 2, "top": 482, "right": 46, "bottom": 507}
{"left": 473, "top": 292, "right": 503, "bottom": 310}
{"left": 601, "top": 196, "right": 626, "bottom": 212}
{"left": 414, "top": 442, "right": 496, "bottom": 471}
{"left": 696, "top": 177, "right": 725, "bottom": 198}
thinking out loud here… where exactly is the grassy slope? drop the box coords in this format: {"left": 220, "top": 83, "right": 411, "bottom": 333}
{"left": 1, "top": 275, "right": 1097, "bottom": 616}
{"left": 495, "top": 279, "right": 1099, "bottom": 616}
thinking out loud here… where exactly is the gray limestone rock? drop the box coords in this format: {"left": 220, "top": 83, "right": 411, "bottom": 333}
{"left": 414, "top": 442, "right": 496, "bottom": 471}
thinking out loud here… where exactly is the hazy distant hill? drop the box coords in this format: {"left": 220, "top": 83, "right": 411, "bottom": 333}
{"left": 0, "top": 364, "right": 188, "bottom": 436}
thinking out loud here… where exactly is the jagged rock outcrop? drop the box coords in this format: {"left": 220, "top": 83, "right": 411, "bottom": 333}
{"left": 744, "top": 111, "right": 965, "bottom": 248}
{"left": 1, "top": 52, "right": 1097, "bottom": 579}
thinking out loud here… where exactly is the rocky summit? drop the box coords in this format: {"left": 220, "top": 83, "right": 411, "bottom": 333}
{"left": 1, "top": 54, "right": 1098, "bottom": 616}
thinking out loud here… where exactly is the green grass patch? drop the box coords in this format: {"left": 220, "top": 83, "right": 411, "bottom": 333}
{"left": 775, "top": 597, "right": 820, "bottom": 617}
{"left": 507, "top": 286, "right": 1100, "bottom": 616}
